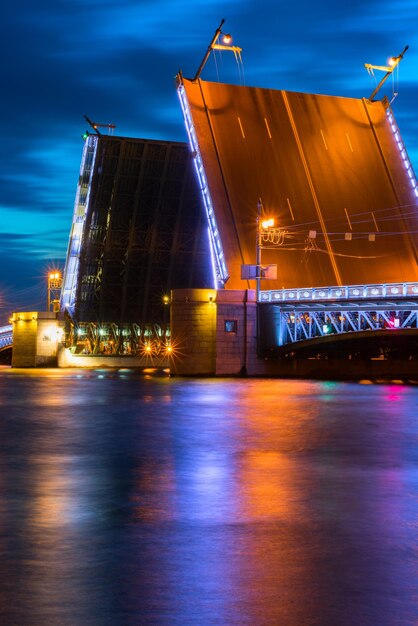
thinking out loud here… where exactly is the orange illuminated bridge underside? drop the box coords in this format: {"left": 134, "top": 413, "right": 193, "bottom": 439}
{"left": 180, "top": 77, "right": 418, "bottom": 290}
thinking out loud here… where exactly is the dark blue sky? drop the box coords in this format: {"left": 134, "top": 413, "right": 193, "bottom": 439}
{"left": 1, "top": 0, "right": 418, "bottom": 319}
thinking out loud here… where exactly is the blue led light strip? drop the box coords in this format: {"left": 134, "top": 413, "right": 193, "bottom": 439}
{"left": 60, "top": 135, "right": 99, "bottom": 313}
{"left": 386, "top": 108, "right": 418, "bottom": 199}
{"left": 260, "top": 281, "right": 418, "bottom": 303}
{"left": 177, "top": 84, "right": 229, "bottom": 288}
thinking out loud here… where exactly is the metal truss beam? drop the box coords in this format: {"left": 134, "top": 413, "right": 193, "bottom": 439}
{"left": 65, "top": 321, "right": 171, "bottom": 357}
{"left": 273, "top": 304, "right": 418, "bottom": 346}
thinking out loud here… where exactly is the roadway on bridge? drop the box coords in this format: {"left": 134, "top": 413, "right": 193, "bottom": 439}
{"left": 181, "top": 78, "right": 418, "bottom": 290}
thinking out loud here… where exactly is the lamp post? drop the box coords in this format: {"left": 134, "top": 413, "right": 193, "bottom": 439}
{"left": 255, "top": 199, "right": 276, "bottom": 356}
{"left": 364, "top": 45, "right": 409, "bottom": 101}
{"left": 47, "top": 271, "right": 62, "bottom": 312}
{"left": 192, "top": 19, "right": 242, "bottom": 82}
{"left": 256, "top": 199, "right": 275, "bottom": 302}
{"left": 256, "top": 200, "right": 262, "bottom": 302}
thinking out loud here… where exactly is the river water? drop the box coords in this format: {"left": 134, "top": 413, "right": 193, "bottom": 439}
{"left": 0, "top": 368, "right": 417, "bottom": 626}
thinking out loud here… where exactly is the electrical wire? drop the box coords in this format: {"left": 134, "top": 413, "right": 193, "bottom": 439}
{"left": 234, "top": 48, "right": 245, "bottom": 86}
{"left": 212, "top": 46, "right": 220, "bottom": 83}
{"left": 279, "top": 203, "right": 418, "bottom": 238}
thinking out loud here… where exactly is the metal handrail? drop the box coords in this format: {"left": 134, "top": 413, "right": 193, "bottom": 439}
{"left": 260, "top": 281, "right": 418, "bottom": 303}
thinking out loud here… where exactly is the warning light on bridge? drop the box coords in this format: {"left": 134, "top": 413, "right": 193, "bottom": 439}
{"left": 389, "top": 317, "right": 401, "bottom": 328}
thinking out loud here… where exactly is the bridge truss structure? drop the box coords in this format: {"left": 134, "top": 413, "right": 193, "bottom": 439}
{"left": 260, "top": 281, "right": 418, "bottom": 354}
{"left": 64, "top": 321, "right": 171, "bottom": 357}
{"left": 60, "top": 133, "right": 212, "bottom": 325}
{"left": 0, "top": 325, "right": 12, "bottom": 350}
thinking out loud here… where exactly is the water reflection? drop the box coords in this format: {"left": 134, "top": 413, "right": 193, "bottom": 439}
{"left": 0, "top": 372, "right": 417, "bottom": 625}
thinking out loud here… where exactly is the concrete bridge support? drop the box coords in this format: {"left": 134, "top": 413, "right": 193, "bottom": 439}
{"left": 170, "top": 288, "right": 269, "bottom": 376}
{"left": 11, "top": 312, "right": 63, "bottom": 368}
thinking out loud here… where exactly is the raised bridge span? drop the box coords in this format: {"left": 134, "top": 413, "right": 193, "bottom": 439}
{"left": 177, "top": 75, "right": 418, "bottom": 355}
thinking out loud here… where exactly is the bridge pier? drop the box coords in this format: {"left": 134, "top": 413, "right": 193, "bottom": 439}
{"left": 170, "top": 288, "right": 270, "bottom": 376}
{"left": 10, "top": 312, "right": 64, "bottom": 368}
{"left": 170, "top": 289, "right": 290, "bottom": 376}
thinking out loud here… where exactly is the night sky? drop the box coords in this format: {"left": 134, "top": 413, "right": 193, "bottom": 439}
{"left": 1, "top": 0, "right": 418, "bottom": 320}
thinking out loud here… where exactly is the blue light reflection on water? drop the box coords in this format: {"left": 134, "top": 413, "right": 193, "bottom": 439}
{"left": 0, "top": 370, "right": 417, "bottom": 625}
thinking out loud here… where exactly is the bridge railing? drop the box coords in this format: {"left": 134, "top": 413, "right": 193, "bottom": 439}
{"left": 260, "top": 281, "right": 418, "bottom": 303}
{"left": 0, "top": 325, "right": 13, "bottom": 349}
{"left": 279, "top": 308, "right": 418, "bottom": 346}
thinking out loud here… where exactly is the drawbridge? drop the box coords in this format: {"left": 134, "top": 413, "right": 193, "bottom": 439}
{"left": 176, "top": 66, "right": 418, "bottom": 356}
{"left": 8, "top": 36, "right": 418, "bottom": 364}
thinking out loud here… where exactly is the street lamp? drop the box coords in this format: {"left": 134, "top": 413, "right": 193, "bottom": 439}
{"left": 192, "top": 19, "right": 242, "bottom": 82}
{"left": 241, "top": 199, "right": 283, "bottom": 298}
{"left": 256, "top": 200, "right": 277, "bottom": 301}
{"left": 47, "top": 271, "right": 62, "bottom": 312}
{"left": 364, "top": 45, "right": 409, "bottom": 101}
